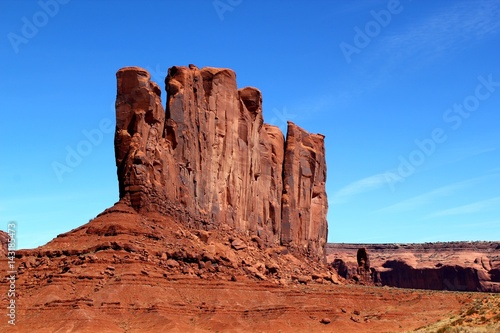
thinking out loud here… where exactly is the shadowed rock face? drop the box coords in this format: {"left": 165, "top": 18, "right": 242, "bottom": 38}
{"left": 380, "top": 260, "right": 482, "bottom": 291}
{"left": 357, "top": 248, "right": 369, "bottom": 269}
{"left": 115, "top": 65, "right": 328, "bottom": 258}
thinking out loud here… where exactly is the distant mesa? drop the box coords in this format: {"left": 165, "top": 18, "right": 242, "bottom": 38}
{"left": 115, "top": 64, "right": 328, "bottom": 259}
{"left": 327, "top": 242, "right": 500, "bottom": 292}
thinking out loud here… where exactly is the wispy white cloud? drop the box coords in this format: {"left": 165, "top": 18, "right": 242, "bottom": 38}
{"left": 428, "top": 196, "right": 500, "bottom": 218}
{"left": 423, "top": 147, "right": 497, "bottom": 173}
{"left": 374, "top": 1, "right": 500, "bottom": 68}
{"left": 331, "top": 1, "right": 500, "bottom": 104}
{"left": 376, "top": 174, "right": 498, "bottom": 213}
{"left": 332, "top": 173, "right": 389, "bottom": 204}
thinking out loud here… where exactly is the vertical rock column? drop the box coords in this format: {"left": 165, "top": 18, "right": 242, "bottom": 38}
{"left": 114, "top": 67, "right": 166, "bottom": 210}
{"left": 239, "top": 87, "right": 285, "bottom": 245}
{"left": 165, "top": 66, "right": 285, "bottom": 245}
{"left": 281, "top": 122, "right": 328, "bottom": 258}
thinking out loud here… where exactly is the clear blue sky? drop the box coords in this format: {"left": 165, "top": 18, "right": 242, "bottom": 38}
{"left": 1, "top": 0, "right": 499, "bottom": 249}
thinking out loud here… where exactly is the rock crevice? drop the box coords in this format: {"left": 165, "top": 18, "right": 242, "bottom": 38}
{"left": 115, "top": 65, "right": 328, "bottom": 258}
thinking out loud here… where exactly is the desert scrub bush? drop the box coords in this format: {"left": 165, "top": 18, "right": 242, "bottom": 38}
{"left": 465, "top": 307, "right": 478, "bottom": 316}
{"left": 451, "top": 318, "right": 464, "bottom": 326}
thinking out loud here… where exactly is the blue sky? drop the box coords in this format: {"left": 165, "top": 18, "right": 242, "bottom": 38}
{"left": 1, "top": 0, "right": 499, "bottom": 249}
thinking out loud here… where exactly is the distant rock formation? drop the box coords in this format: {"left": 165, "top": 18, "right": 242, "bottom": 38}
{"left": 356, "top": 248, "right": 372, "bottom": 281}
{"left": 114, "top": 65, "right": 328, "bottom": 258}
{"left": 356, "top": 248, "right": 369, "bottom": 270}
{"left": 379, "top": 260, "right": 482, "bottom": 291}
{"left": 327, "top": 242, "right": 500, "bottom": 292}
{"left": 0, "top": 230, "right": 9, "bottom": 257}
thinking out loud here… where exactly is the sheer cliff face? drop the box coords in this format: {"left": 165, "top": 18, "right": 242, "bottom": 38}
{"left": 115, "top": 65, "right": 328, "bottom": 258}
{"left": 281, "top": 122, "right": 328, "bottom": 257}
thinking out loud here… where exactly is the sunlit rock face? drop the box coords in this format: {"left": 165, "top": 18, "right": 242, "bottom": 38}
{"left": 115, "top": 65, "right": 328, "bottom": 259}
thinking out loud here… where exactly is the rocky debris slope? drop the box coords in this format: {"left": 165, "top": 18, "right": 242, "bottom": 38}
{"left": 327, "top": 242, "right": 500, "bottom": 292}
{"left": 18, "top": 203, "right": 337, "bottom": 287}
{"left": 4, "top": 203, "right": 342, "bottom": 332}
{"left": 3, "top": 208, "right": 493, "bottom": 332}
{"left": 115, "top": 65, "right": 328, "bottom": 258}
{"left": 2, "top": 214, "right": 498, "bottom": 332}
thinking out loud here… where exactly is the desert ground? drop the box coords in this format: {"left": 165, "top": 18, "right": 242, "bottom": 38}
{"left": 1, "top": 204, "right": 498, "bottom": 332}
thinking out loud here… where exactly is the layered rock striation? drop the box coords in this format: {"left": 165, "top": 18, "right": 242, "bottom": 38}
{"left": 115, "top": 65, "right": 328, "bottom": 258}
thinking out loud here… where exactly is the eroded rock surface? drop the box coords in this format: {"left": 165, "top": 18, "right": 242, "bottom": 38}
{"left": 115, "top": 65, "right": 328, "bottom": 258}
{"left": 281, "top": 122, "right": 328, "bottom": 258}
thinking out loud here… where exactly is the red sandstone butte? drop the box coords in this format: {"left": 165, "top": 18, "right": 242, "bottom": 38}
{"left": 115, "top": 65, "right": 328, "bottom": 258}
{"left": 2, "top": 65, "right": 500, "bottom": 333}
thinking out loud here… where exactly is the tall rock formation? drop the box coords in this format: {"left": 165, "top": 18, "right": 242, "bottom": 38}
{"left": 281, "top": 122, "right": 328, "bottom": 257}
{"left": 114, "top": 65, "right": 328, "bottom": 258}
